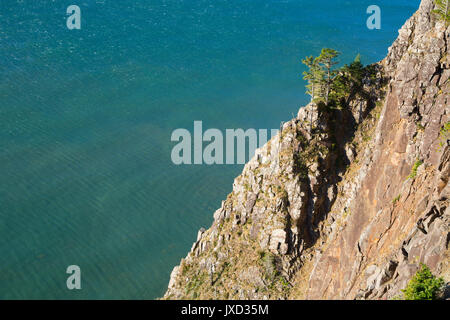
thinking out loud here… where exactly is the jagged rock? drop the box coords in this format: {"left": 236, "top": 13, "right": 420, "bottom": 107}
{"left": 168, "top": 266, "right": 180, "bottom": 289}
{"left": 197, "top": 228, "right": 206, "bottom": 241}
{"left": 269, "top": 229, "right": 288, "bottom": 255}
{"left": 245, "top": 193, "right": 258, "bottom": 216}
{"left": 345, "top": 144, "right": 356, "bottom": 162}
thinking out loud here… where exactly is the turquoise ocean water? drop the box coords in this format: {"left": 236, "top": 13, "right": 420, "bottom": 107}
{"left": 0, "top": 0, "right": 420, "bottom": 299}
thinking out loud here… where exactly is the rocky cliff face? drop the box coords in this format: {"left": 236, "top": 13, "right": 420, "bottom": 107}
{"left": 164, "top": 0, "right": 449, "bottom": 300}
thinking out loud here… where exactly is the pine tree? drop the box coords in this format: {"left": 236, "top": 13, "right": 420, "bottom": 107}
{"left": 302, "top": 56, "right": 325, "bottom": 103}
{"left": 434, "top": 0, "right": 450, "bottom": 25}
{"left": 302, "top": 56, "right": 324, "bottom": 132}
{"left": 333, "top": 54, "right": 365, "bottom": 104}
{"left": 316, "top": 48, "right": 340, "bottom": 105}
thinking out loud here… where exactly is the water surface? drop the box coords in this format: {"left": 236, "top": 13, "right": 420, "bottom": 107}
{"left": 0, "top": 0, "right": 420, "bottom": 299}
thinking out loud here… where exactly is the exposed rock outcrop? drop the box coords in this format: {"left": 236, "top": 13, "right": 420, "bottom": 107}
{"left": 164, "top": 0, "right": 449, "bottom": 300}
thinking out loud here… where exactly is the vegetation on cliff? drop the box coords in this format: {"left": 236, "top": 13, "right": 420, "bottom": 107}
{"left": 302, "top": 50, "right": 377, "bottom": 110}
{"left": 433, "top": 0, "right": 450, "bottom": 25}
{"left": 401, "top": 264, "right": 445, "bottom": 300}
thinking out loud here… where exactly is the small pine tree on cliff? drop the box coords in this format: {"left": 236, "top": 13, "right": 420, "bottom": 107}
{"left": 302, "top": 48, "right": 341, "bottom": 107}
{"left": 434, "top": 0, "right": 450, "bottom": 25}
{"left": 302, "top": 56, "right": 324, "bottom": 131}
{"left": 302, "top": 56, "right": 323, "bottom": 105}
{"left": 316, "top": 48, "right": 340, "bottom": 105}
{"left": 331, "top": 54, "right": 365, "bottom": 105}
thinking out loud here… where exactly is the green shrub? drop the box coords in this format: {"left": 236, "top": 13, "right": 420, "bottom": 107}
{"left": 441, "top": 121, "right": 450, "bottom": 136}
{"left": 407, "top": 159, "right": 423, "bottom": 179}
{"left": 402, "top": 264, "right": 445, "bottom": 300}
{"left": 278, "top": 275, "right": 291, "bottom": 292}
{"left": 439, "top": 121, "right": 450, "bottom": 149}
{"left": 416, "top": 122, "right": 425, "bottom": 132}
{"left": 258, "top": 251, "right": 279, "bottom": 280}
{"left": 293, "top": 153, "right": 309, "bottom": 179}
{"left": 392, "top": 194, "right": 401, "bottom": 205}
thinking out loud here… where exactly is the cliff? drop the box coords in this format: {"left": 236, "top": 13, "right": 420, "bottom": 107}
{"left": 164, "top": 0, "right": 449, "bottom": 300}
